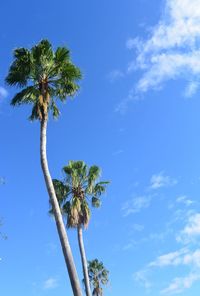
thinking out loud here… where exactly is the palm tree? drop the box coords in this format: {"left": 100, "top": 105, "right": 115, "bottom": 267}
{"left": 87, "top": 259, "right": 109, "bottom": 296}
{"left": 52, "top": 160, "right": 109, "bottom": 296}
{"left": 5, "top": 40, "right": 82, "bottom": 296}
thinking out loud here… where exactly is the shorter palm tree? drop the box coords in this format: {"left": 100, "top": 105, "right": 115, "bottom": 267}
{"left": 52, "top": 161, "right": 109, "bottom": 296}
{"left": 87, "top": 259, "right": 109, "bottom": 296}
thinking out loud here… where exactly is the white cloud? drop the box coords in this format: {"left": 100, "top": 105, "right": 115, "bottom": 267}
{"left": 161, "top": 272, "right": 200, "bottom": 294}
{"left": 126, "top": 37, "right": 142, "bottom": 50}
{"left": 128, "top": 0, "right": 200, "bottom": 95}
{"left": 177, "top": 213, "right": 200, "bottom": 243}
{"left": 107, "top": 70, "right": 124, "bottom": 82}
{"left": 0, "top": 87, "right": 8, "bottom": 100}
{"left": 115, "top": 88, "right": 140, "bottom": 114}
{"left": 43, "top": 277, "right": 58, "bottom": 290}
{"left": 184, "top": 214, "right": 200, "bottom": 236}
{"left": 132, "top": 223, "right": 144, "bottom": 232}
{"left": 123, "top": 240, "right": 137, "bottom": 251}
{"left": 135, "top": 211, "right": 200, "bottom": 294}
{"left": 184, "top": 81, "right": 200, "bottom": 97}
{"left": 112, "top": 149, "right": 124, "bottom": 156}
{"left": 176, "top": 195, "right": 194, "bottom": 207}
{"left": 133, "top": 269, "right": 152, "bottom": 289}
{"left": 149, "top": 248, "right": 188, "bottom": 267}
{"left": 149, "top": 248, "right": 200, "bottom": 268}
{"left": 0, "top": 177, "right": 5, "bottom": 185}
{"left": 183, "top": 249, "right": 200, "bottom": 266}
{"left": 122, "top": 195, "right": 152, "bottom": 217}
{"left": 137, "top": 247, "right": 200, "bottom": 294}
{"left": 149, "top": 172, "right": 177, "bottom": 189}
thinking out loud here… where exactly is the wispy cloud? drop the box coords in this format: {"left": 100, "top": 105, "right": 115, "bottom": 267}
{"left": 133, "top": 0, "right": 200, "bottom": 93}
{"left": 0, "top": 87, "right": 8, "bottom": 100}
{"left": 123, "top": 240, "right": 137, "bottom": 251}
{"left": 149, "top": 248, "right": 188, "bottom": 267}
{"left": 112, "top": 149, "right": 124, "bottom": 156}
{"left": 176, "top": 195, "right": 194, "bottom": 207}
{"left": 122, "top": 195, "right": 152, "bottom": 217}
{"left": 134, "top": 211, "right": 200, "bottom": 294}
{"left": 184, "top": 81, "right": 200, "bottom": 98}
{"left": 114, "top": 88, "right": 141, "bottom": 114}
{"left": 177, "top": 213, "right": 200, "bottom": 243}
{"left": 152, "top": 248, "right": 200, "bottom": 269}
{"left": 136, "top": 246, "right": 200, "bottom": 294}
{"left": 43, "top": 277, "right": 58, "bottom": 290}
{"left": 149, "top": 172, "right": 177, "bottom": 189}
{"left": 117, "top": 0, "right": 200, "bottom": 113}
{"left": 0, "top": 177, "right": 5, "bottom": 185}
{"left": 134, "top": 269, "right": 152, "bottom": 289}
{"left": 161, "top": 272, "right": 200, "bottom": 295}
{"left": 132, "top": 223, "right": 144, "bottom": 232}
{"left": 107, "top": 70, "right": 124, "bottom": 82}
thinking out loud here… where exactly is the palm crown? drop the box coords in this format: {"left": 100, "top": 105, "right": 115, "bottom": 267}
{"left": 87, "top": 259, "right": 109, "bottom": 296}
{"left": 6, "top": 39, "right": 81, "bottom": 120}
{"left": 52, "top": 160, "right": 109, "bottom": 228}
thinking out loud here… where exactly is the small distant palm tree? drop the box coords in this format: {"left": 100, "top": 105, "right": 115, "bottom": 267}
{"left": 6, "top": 40, "right": 82, "bottom": 296}
{"left": 52, "top": 160, "right": 109, "bottom": 296}
{"left": 87, "top": 259, "right": 109, "bottom": 296}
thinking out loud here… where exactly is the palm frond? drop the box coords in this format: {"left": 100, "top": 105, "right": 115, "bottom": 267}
{"left": 91, "top": 197, "right": 101, "bottom": 208}
{"left": 6, "top": 48, "right": 32, "bottom": 87}
{"left": 31, "top": 39, "right": 53, "bottom": 65}
{"left": 29, "top": 104, "right": 40, "bottom": 121}
{"left": 50, "top": 100, "right": 60, "bottom": 118}
{"left": 63, "top": 166, "right": 72, "bottom": 176}
{"left": 55, "top": 47, "right": 70, "bottom": 65}
{"left": 52, "top": 179, "right": 70, "bottom": 203}
{"left": 11, "top": 86, "right": 39, "bottom": 106}
{"left": 51, "top": 79, "right": 80, "bottom": 100}
{"left": 88, "top": 166, "right": 101, "bottom": 192}
{"left": 61, "top": 62, "right": 82, "bottom": 80}
{"left": 93, "top": 182, "right": 109, "bottom": 197}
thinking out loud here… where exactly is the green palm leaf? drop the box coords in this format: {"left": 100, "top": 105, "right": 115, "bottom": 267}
{"left": 11, "top": 86, "right": 39, "bottom": 106}
{"left": 6, "top": 39, "right": 82, "bottom": 121}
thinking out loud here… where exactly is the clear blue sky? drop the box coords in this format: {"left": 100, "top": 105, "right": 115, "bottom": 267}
{"left": 1, "top": 0, "right": 200, "bottom": 295}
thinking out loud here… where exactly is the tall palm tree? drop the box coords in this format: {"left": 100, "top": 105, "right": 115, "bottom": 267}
{"left": 87, "top": 259, "right": 109, "bottom": 296}
{"left": 5, "top": 40, "right": 82, "bottom": 296}
{"left": 52, "top": 160, "right": 109, "bottom": 296}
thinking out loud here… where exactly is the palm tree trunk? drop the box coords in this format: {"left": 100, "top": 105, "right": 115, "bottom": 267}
{"left": 40, "top": 118, "right": 82, "bottom": 296}
{"left": 77, "top": 225, "right": 92, "bottom": 296}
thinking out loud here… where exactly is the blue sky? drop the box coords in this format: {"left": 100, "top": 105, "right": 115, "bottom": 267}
{"left": 1, "top": 0, "right": 200, "bottom": 295}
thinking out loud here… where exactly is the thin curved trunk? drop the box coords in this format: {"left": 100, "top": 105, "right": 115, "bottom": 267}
{"left": 77, "top": 225, "right": 91, "bottom": 296}
{"left": 40, "top": 118, "right": 82, "bottom": 296}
